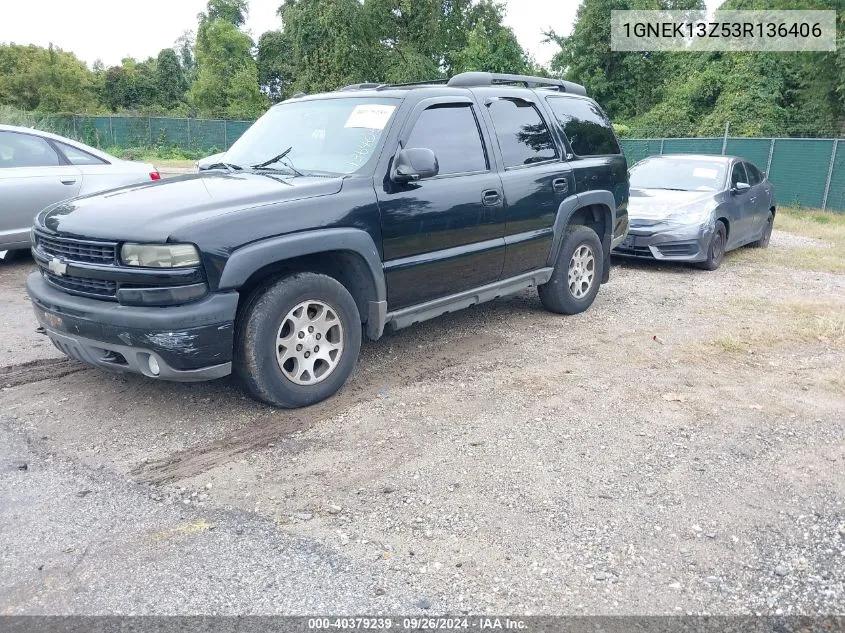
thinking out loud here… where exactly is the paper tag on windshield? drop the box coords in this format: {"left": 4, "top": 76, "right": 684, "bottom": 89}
{"left": 693, "top": 167, "right": 718, "bottom": 179}
{"left": 345, "top": 105, "right": 395, "bottom": 130}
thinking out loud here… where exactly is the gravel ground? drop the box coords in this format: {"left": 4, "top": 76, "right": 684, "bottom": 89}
{"left": 0, "top": 230, "right": 843, "bottom": 615}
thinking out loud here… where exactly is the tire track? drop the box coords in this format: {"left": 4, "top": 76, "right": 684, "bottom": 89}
{"left": 130, "top": 332, "right": 508, "bottom": 485}
{"left": 0, "top": 357, "right": 88, "bottom": 388}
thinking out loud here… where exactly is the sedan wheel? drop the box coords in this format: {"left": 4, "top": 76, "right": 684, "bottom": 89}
{"left": 697, "top": 220, "right": 727, "bottom": 271}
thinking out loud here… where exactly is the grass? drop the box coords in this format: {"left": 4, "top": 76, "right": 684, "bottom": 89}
{"left": 731, "top": 207, "right": 845, "bottom": 273}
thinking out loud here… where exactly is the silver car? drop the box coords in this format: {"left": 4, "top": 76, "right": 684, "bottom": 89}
{"left": 614, "top": 154, "right": 776, "bottom": 270}
{"left": 0, "top": 125, "right": 159, "bottom": 254}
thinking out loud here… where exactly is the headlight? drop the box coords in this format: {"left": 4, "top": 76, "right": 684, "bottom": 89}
{"left": 662, "top": 204, "right": 714, "bottom": 226}
{"left": 121, "top": 243, "right": 201, "bottom": 268}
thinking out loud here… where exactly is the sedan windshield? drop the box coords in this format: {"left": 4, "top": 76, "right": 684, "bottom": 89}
{"left": 630, "top": 158, "right": 726, "bottom": 192}
{"left": 224, "top": 97, "right": 400, "bottom": 176}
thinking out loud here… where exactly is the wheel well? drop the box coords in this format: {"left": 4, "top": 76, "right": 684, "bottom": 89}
{"left": 568, "top": 204, "right": 609, "bottom": 248}
{"left": 236, "top": 250, "right": 377, "bottom": 325}
{"left": 770, "top": 206, "right": 776, "bottom": 217}
{"left": 716, "top": 217, "right": 730, "bottom": 240}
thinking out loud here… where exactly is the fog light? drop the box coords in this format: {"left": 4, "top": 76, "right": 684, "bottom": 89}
{"left": 148, "top": 355, "right": 161, "bottom": 376}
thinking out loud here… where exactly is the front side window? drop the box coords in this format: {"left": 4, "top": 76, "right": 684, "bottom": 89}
{"left": 0, "top": 131, "right": 61, "bottom": 168}
{"left": 487, "top": 99, "right": 557, "bottom": 168}
{"left": 405, "top": 104, "right": 487, "bottom": 175}
{"left": 546, "top": 96, "right": 620, "bottom": 156}
{"left": 58, "top": 142, "right": 108, "bottom": 166}
{"left": 225, "top": 97, "right": 400, "bottom": 175}
{"left": 744, "top": 162, "right": 762, "bottom": 185}
{"left": 731, "top": 162, "right": 748, "bottom": 187}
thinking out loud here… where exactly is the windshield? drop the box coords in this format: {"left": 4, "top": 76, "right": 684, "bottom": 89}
{"left": 224, "top": 97, "right": 400, "bottom": 176}
{"left": 630, "top": 158, "right": 727, "bottom": 192}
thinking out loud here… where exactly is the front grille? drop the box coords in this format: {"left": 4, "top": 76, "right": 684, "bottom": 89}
{"left": 36, "top": 232, "right": 117, "bottom": 265}
{"left": 43, "top": 270, "right": 117, "bottom": 299}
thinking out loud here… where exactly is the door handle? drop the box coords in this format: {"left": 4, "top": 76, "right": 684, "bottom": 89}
{"left": 60, "top": 179, "right": 77, "bottom": 185}
{"left": 552, "top": 177, "right": 568, "bottom": 193}
{"left": 482, "top": 190, "right": 501, "bottom": 206}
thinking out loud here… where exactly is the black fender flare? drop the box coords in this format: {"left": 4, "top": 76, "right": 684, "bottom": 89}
{"left": 217, "top": 228, "right": 388, "bottom": 339}
{"left": 548, "top": 191, "right": 616, "bottom": 283}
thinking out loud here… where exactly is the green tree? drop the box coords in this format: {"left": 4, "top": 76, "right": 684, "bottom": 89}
{"left": 257, "top": 30, "right": 293, "bottom": 102}
{"left": 156, "top": 48, "right": 188, "bottom": 109}
{"left": 191, "top": 18, "right": 268, "bottom": 118}
{"left": 0, "top": 43, "right": 99, "bottom": 112}
{"left": 204, "top": 0, "right": 249, "bottom": 26}
{"left": 452, "top": 4, "right": 527, "bottom": 74}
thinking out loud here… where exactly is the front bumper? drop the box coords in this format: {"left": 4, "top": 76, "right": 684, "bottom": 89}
{"left": 613, "top": 222, "right": 713, "bottom": 262}
{"left": 27, "top": 273, "right": 238, "bottom": 382}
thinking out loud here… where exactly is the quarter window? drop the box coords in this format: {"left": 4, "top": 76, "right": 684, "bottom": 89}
{"left": 0, "top": 131, "right": 61, "bottom": 168}
{"left": 405, "top": 104, "right": 488, "bottom": 175}
{"left": 486, "top": 99, "right": 557, "bottom": 168}
{"left": 58, "top": 142, "right": 108, "bottom": 166}
{"left": 546, "top": 96, "right": 620, "bottom": 156}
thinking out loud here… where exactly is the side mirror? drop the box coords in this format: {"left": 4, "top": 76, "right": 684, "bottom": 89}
{"left": 732, "top": 181, "right": 751, "bottom": 194}
{"left": 391, "top": 147, "right": 439, "bottom": 183}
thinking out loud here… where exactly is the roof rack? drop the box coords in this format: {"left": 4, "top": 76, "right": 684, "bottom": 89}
{"left": 375, "top": 78, "right": 450, "bottom": 91}
{"left": 447, "top": 72, "right": 587, "bottom": 96}
{"left": 338, "top": 83, "right": 382, "bottom": 92}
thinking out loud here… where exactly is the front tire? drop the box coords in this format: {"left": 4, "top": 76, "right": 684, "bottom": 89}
{"left": 234, "top": 273, "right": 361, "bottom": 408}
{"left": 696, "top": 220, "right": 726, "bottom": 271}
{"left": 538, "top": 225, "right": 604, "bottom": 315}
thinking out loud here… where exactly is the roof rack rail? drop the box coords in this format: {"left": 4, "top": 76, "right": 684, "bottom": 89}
{"left": 446, "top": 72, "right": 587, "bottom": 96}
{"left": 375, "top": 78, "right": 449, "bottom": 91}
{"left": 338, "top": 83, "right": 381, "bottom": 92}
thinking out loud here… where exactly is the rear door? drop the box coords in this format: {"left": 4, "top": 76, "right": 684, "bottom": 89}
{"left": 743, "top": 161, "right": 770, "bottom": 237}
{"left": 0, "top": 131, "right": 82, "bottom": 248}
{"left": 476, "top": 91, "right": 572, "bottom": 278}
{"left": 377, "top": 97, "right": 506, "bottom": 310}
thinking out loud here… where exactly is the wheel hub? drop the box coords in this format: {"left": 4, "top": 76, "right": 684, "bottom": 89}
{"left": 276, "top": 300, "right": 344, "bottom": 386}
{"left": 568, "top": 244, "right": 596, "bottom": 299}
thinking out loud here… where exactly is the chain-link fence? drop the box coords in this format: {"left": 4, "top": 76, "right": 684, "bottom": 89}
{"left": 621, "top": 137, "right": 845, "bottom": 212}
{"left": 13, "top": 113, "right": 254, "bottom": 154}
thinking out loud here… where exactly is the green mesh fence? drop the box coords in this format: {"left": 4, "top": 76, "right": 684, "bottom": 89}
{"left": 39, "top": 114, "right": 254, "bottom": 153}
{"left": 621, "top": 136, "right": 844, "bottom": 211}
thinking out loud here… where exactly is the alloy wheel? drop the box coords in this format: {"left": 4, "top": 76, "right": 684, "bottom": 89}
{"left": 568, "top": 244, "right": 596, "bottom": 299}
{"left": 276, "top": 300, "right": 344, "bottom": 385}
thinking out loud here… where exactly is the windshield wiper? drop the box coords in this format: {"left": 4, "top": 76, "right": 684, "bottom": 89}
{"left": 251, "top": 147, "right": 305, "bottom": 176}
{"left": 204, "top": 162, "right": 242, "bottom": 172}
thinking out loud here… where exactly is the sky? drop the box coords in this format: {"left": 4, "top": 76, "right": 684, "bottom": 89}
{"left": 0, "top": 0, "right": 724, "bottom": 69}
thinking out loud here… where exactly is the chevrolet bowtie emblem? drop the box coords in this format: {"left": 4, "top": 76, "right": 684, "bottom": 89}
{"left": 48, "top": 257, "right": 68, "bottom": 277}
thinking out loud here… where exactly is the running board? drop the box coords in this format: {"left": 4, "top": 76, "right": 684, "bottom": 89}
{"left": 385, "top": 268, "right": 554, "bottom": 332}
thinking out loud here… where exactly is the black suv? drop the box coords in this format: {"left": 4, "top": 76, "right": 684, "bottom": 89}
{"left": 28, "top": 72, "right": 629, "bottom": 408}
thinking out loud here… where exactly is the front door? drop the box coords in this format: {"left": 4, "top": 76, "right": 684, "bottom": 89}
{"left": 0, "top": 131, "right": 82, "bottom": 248}
{"left": 727, "top": 161, "right": 754, "bottom": 248}
{"left": 377, "top": 98, "right": 505, "bottom": 310}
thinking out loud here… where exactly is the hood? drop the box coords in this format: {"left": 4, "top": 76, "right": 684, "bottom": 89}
{"left": 627, "top": 188, "right": 716, "bottom": 222}
{"left": 38, "top": 171, "right": 343, "bottom": 242}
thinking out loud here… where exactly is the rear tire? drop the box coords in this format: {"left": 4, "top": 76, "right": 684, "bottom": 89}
{"left": 234, "top": 272, "right": 361, "bottom": 408}
{"left": 750, "top": 211, "right": 774, "bottom": 248}
{"left": 696, "top": 220, "right": 726, "bottom": 271}
{"left": 538, "top": 225, "right": 604, "bottom": 315}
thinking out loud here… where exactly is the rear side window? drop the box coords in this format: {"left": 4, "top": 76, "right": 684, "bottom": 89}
{"left": 545, "top": 96, "right": 620, "bottom": 156}
{"left": 0, "top": 131, "right": 61, "bottom": 168}
{"left": 486, "top": 99, "right": 557, "bottom": 168}
{"left": 731, "top": 162, "right": 748, "bottom": 187}
{"left": 405, "top": 104, "right": 488, "bottom": 175}
{"left": 745, "top": 162, "right": 762, "bottom": 185}
{"left": 58, "top": 142, "right": 108, "bottom": 166}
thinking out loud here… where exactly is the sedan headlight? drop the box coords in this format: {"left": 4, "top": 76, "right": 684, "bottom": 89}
{"left": 121, "top": 243, "right": 201, "bottom": 268}
{"left": 662, "top": 202, "right": 716, "bottom": 226}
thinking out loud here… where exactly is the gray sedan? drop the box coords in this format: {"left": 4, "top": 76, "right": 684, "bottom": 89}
{"left": 614, "top": 154, "right": 776, "bottom": 270}
{"left": 0, "top": 124, "right": 159, "bottom": 254}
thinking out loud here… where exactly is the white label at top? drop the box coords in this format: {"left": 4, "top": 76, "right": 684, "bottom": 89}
{"left": 344, "top": 105, "right": 396, "bottom": 130}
